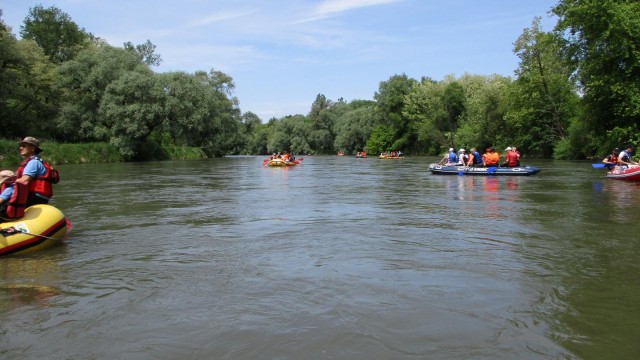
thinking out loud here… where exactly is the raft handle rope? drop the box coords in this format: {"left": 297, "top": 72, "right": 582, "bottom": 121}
{"left": 0, "top": 226, "right": 60, "bottom": 240}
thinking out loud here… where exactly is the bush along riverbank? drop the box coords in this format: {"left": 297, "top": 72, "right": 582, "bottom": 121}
{"left": 0, "top": 140, "right": 207, "bottom": 167}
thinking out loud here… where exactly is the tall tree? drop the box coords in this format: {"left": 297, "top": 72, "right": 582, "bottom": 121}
{"left": 374, "top": 74, "right": 418, "bottom": 151}
{"left": 20, "top": 5, "right": 89, "bottom": 63}
{"left": 508, "top": 17, "right": 578, "bottom": 157}
{"left": 553, "top": 0, "right": 640, "bottom": 152}
{"left": 1, "top": 14, "right": 59, "bottom": 138}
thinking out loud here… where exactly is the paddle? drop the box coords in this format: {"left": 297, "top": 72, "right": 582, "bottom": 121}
{"left": 592, "top": 163, "right": 613, "bottom": 168}
{"left": 487, "top": 166, "right": 498, "bottom": 174}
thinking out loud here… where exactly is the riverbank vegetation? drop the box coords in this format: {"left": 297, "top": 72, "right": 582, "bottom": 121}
{"left": 1, "top": 1, "right": 638, "bottom": 162}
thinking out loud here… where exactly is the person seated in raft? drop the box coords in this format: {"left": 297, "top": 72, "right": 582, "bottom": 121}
{"left": 456, "top": 149, "right": 467, "bottom": 166}
{"left": 466, "top": 147, "right": 483, "bottom": 167}
{"left": 15, "top": 136, "right": 55, "bottom": 207}
{"left": 0, "top": 170, "right": 28, "bottom": 221}
{"left": 511, "top": 146, "right": 521, "bottom": 166}
{"left": 445, "top": 148, "right": 458, "bottom": 166}
{"left": 482, "top": 147, "right": 500, "bottom": 167}
{"left": 617, "top": 145, "right": 637, "bottom": 167}
{"left": 602, "top": 148, "right": 619, "bottom": 170}
{"left": 502, "top": 147, "right": 519, "bottom": 167}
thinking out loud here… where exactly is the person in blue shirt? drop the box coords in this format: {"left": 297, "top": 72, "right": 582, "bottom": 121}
{"left": 446, "top": 148, "right": 458, "bottom": 166}
{"left": 15, "top": 137, "right": 51, "bottom": 206}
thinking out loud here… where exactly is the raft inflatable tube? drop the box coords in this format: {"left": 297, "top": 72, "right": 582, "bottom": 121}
{"left": 267, "top": 159, "right": 288, "bottom": 167}
{"left": 0, "top": 205, "right": 69, "bottom": 256}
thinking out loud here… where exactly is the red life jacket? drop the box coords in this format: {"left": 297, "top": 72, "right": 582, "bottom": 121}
{"left": 505, "top": 151, "right": 519, "bottom": 167}
{"left": 1, "top": 181, "right": 29, "bottom": 219}
{"left": 15, "top": 156, "right": 59, "bottom": 199}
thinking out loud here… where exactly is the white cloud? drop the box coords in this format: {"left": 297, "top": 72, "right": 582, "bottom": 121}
{"left": 185, "top": 9, "right": 256, "bottom": 29}
{"left": 295, "top": 0, "right": 403, "bottom": 23}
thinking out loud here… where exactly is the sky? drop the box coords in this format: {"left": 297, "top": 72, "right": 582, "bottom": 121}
{"left": 1, "top": 0, "right": 558, "bottom": 121}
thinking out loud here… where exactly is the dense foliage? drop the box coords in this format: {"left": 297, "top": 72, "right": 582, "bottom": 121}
{"left": 1, "top": 1, "right": 638, "bottom": 161}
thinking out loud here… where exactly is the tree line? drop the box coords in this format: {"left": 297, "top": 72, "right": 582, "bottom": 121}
{"left": 1, "top": 1, "right": 638, "bottom": 161}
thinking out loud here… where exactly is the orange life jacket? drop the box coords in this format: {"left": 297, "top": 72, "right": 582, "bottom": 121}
{"left": 483, "top": 152, "right": 500, "bottom": 165}
{"left": 15, "top": 156, "right": 59, "bottom": 199}
{"left": 1, "top": 181, "right": 28, "bottom": 219}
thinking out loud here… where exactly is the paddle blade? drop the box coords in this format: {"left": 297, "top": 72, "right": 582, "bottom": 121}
{"left": 297, "top": 158, "right": 304, "bottom": 161}
{"left": 458, "top": 169, "right": 464, "bottom": 176}
{"left": 487, "top": 167, "right": 497, "bottom": 174}
{"left": 592, "top": 163, "right": 608, "bottom": 168}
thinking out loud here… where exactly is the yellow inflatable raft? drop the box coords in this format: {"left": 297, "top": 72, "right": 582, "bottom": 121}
{"left": 267, "top": 159, "right": 299, "bottom": 167}
{"left": 0, "top": 205, "right": 69, "bottom": 256}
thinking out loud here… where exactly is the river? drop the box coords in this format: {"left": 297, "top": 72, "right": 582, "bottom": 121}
{"left": 1, "top": 156, "right": 639, "bottom": 359}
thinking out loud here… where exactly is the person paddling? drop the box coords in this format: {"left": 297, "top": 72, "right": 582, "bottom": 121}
{"left": 602, "top": 148, "right": 619, "bottom": 170}
{"left": 617, "top": 145, "right": 637, "bottom": 167}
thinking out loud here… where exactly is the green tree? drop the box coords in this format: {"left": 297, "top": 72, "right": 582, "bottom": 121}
{"left": 553, "top": 0, "right": 640, "bottom": 155}
{"left": 374, "top": 74, "right": 418, "bottom": 151}
{"left": 509, "top": 17, "right": 578, "bottom": 157}
{"left": 404, "top": 78, "right": 449, "bottom": 153}
{"left": 20, "top": 5, "right": 90, "bottom": 63}
{"left": 124, "top": 40, "right": 162, "bottom": 67}
{"left": 307, "top": 94, "right": 338, "bottom": 153}
{"left": 0, "top": 15, "right": 59, "bottom": 138}
{"left": 365, "top": 125, "right": 395, "bottom": 155}
{"left": 333, "top": 100, "right": 377, "bottom": 154}
{"left": 55, "top": 45, "right": 146, "bottom": 141}
{"left": 456, "top": 74, "right": 511, "bottom": 152}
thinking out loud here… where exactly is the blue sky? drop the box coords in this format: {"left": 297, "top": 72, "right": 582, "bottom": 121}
{"left": 1, "top": 0, "right": 558, "bottom": 121}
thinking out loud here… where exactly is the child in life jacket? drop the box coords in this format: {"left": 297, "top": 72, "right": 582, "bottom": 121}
{"left": 0, "top": 170, "right": 28, "bottom": 220}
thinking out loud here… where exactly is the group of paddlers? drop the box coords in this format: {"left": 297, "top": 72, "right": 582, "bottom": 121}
{"left": 602, "top": 145, "right": 637, "bottom": 169}
{"left": 269, "top": 151, "right": 297, "bottom": 162}
{"left": 439, "top": 146, "right": 521, "bottom": 168}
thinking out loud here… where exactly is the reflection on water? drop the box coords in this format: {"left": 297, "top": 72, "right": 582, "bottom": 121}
{"left": 1, "top": 157, "right": 639, "bottom": 359}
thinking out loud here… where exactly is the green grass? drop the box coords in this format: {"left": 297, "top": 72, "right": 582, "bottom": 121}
{"left": 0, "top": 139, "right": 206, "bottom": 167}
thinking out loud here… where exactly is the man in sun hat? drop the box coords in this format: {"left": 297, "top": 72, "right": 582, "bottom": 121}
{"left": 18, "top": 136, "right": 43, "bottom": 155}
{"left": 15, "top": 136, "right": 55, "bottom": 207}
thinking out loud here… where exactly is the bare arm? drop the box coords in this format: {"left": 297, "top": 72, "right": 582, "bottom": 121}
{"left": 15, "top": 175, "right": 31, "bottom": 185}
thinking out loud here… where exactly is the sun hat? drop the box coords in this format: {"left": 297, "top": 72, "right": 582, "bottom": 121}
{"left": 18, "top": 136, "right": 43, "bottom": 154}
{"left": 449, "top": 148, "right": 454, "bottom": 152}
{"left": 459, "top": 148, "right": 465, "bottom": 152}
{"left": 506, "top": 147, "right": 512, "bottom": 151}
{"left": 0, "top": 170, "right": 16, "bottom": 184}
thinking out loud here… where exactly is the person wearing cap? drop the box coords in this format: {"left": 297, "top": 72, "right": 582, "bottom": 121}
{"left": 0, "top": 170, "right": 28, "bottom": 219}
{"left": 445, "top": 147, "right": 458, "bottom": 166}
{"left": 502, "top": 147, "right": 519, "bottom": 167}
{"left": 482, "top": 147, "right": 500, "bottom": 167}
{"left": 14, "top": 136, "right": 56, "bottom": 207}
{"left": 0, "top": 170, "right": 17, "bottom": 207}
{"left": 617, "top": 145, "right": 637, "bottom": 167}
{"left": 456, "top": 148, "right": 467, "bottom": 166}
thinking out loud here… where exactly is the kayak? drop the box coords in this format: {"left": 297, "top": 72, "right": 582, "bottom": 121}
{"left": 0, "top": 204, "right": 70, "bottom": 256}
{"left": 379, "top": 155, "right": 405, "bottom": 159}
{"left": 429, "top": 164, "right": 541, "bottom": 176}
{"left": 605, "top": 165, "right": 640, "bottom": 181}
